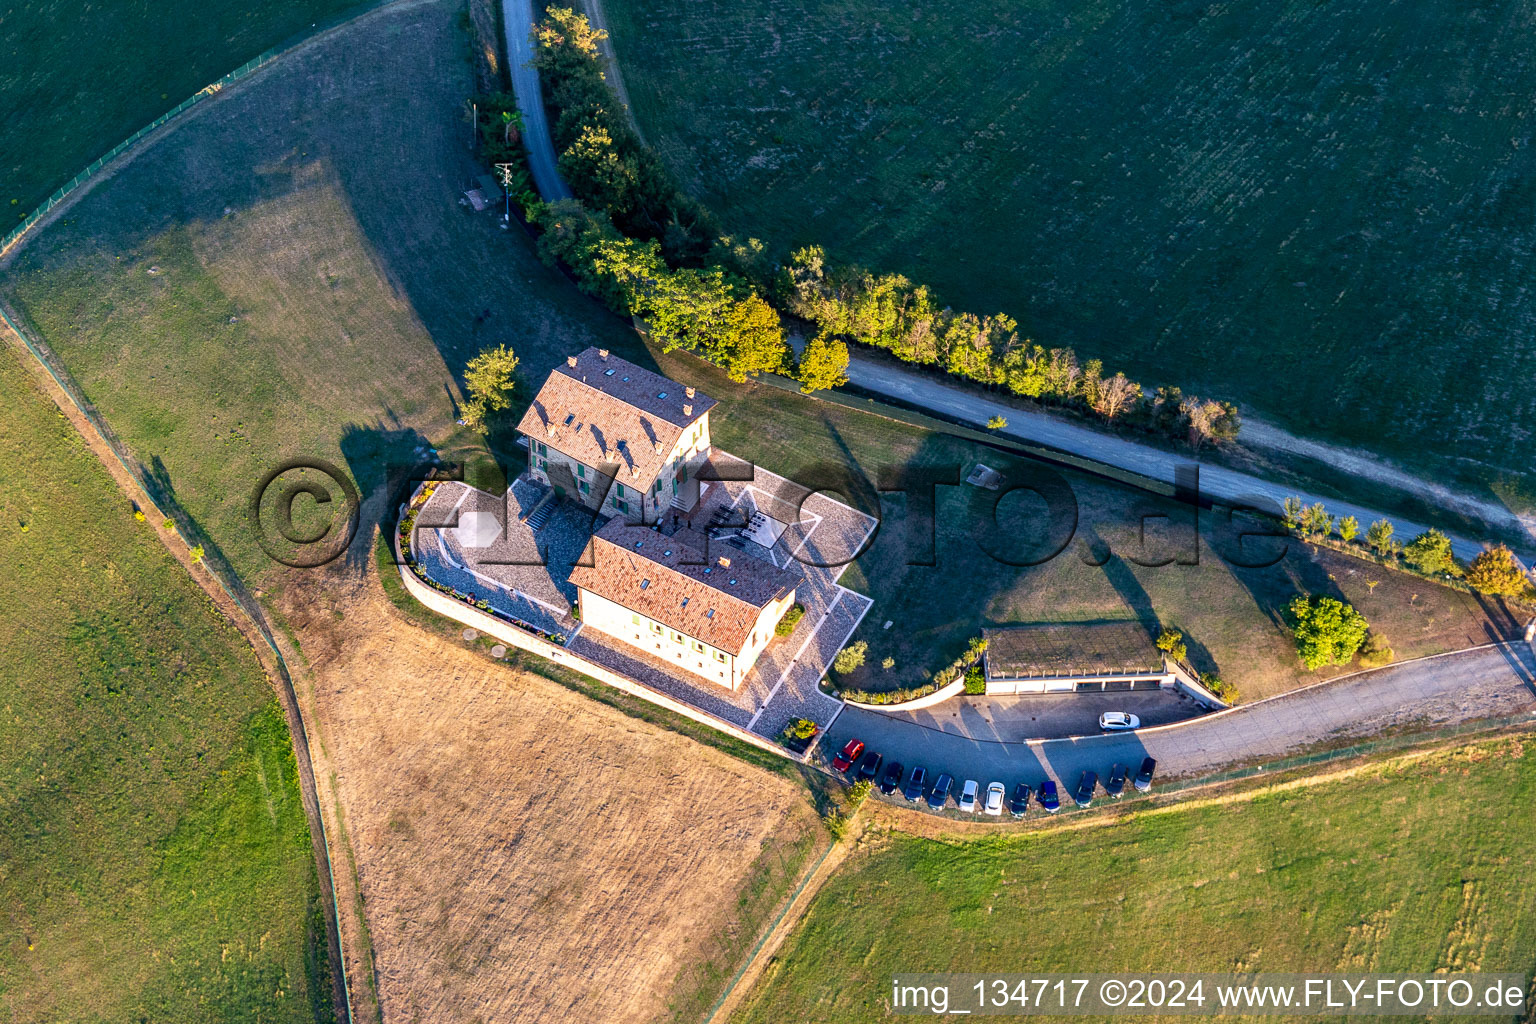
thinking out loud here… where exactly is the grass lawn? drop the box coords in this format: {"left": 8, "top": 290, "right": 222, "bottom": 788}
{"left": 0, "top": 345, "right": 329, "bottom": 1022}
{"left": 0, "top": 0, "right": 364, "bottom": 218}
{"left": 732, "top": 733, "right": 1536, "bottom": 1023}
{"left": 602, "top": 0, "right": 1536, "bottom": 507}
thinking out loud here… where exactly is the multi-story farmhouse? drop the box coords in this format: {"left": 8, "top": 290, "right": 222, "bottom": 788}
{"left": 516, "top": 348, "right": 715, "bottom": 519}
{"left": 569, "top": 519, "right": 801, "bottom": 690}
{"left": 515, "top": 349, "right": 801, "bottom": 689}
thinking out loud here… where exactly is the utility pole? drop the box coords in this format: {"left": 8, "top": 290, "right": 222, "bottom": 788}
{"left": 494, "top": 163, "right": 515, "bottom": 221}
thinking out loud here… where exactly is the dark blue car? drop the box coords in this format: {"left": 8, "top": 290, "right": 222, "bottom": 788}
{"left": 1073, "top": 770, "right": 1099, "bottom": 808}
{"left": 927, "top": 773, "right": 953, "bottom": 811}
{"left": 903, "top": 765, "right": 928, "bottom": 802}
{"left": 1037, "top": 780, "right": 1060, "bottom": 813}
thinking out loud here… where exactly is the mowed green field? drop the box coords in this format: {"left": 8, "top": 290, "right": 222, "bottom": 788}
{"left": 733, "top": 735, "right": 1536, "bottom": 1024}
{"left": 1, "top": 0, "right": 361, "bottom": 217}
{"left": 0, "top": 347, "right": 328, "bottom": 1022}
{"left": 603, "top": 0, "right": 1536, "bottom": 502}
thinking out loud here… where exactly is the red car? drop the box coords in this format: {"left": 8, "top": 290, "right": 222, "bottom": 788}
{"left": 831, "top": 739, "right": 865, "bottom": 773}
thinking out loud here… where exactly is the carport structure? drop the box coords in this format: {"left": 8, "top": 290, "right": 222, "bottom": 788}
{"left": 982, "top": 622, "right": 1172, "bottom": 695}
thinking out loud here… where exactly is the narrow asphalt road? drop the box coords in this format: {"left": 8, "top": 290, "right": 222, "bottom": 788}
{"left": 835, "top": 348, "right": 1531, "bottom": 566}
{"left": 823, "top": 643, "right": 1536, "bottom": 803}
{"left": 502, "top": 0, "right": 572, "bottom": 201}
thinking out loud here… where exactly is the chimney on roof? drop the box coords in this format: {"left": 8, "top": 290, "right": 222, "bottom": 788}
{"left": 654, "top": 441, "right": 664, "bottom": 454}
{"left": 685, "top": 387, "right": 695, "bottom": 398}
{"left": 631, "top": 466, "right": 642, "bottom": 478}
{"left": 546, "top": 422, "right": 557, "bottom": 437}
{"left": 599, "top": 348, "right": 609, "bottom": 360}
{"left": 567, "top": 355, "right": 578, "bottom": 368}
{"left": 717, "top": 556, "right": 731, "bottom": 568}
{"left": 683, "top": 404, "right": 693, "bottom": 416}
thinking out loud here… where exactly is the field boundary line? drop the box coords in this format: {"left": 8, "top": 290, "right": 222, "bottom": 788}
{"left": 701, "top": 831, "right": 845, "bottom": 1024}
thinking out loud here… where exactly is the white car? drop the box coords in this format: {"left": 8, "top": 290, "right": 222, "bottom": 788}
{"left": 983, "top": 781, "right": 1006, "bottom": 816}
{"left": 1099, "top": 711, "right": 1142, "bottom": 731}
{"left": 958, "top": 778, "right": 980, "bottom": 812}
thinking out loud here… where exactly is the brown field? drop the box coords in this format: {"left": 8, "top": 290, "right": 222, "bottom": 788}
{"left": 278, "top": 562, "right": 823, "bottom": 1024}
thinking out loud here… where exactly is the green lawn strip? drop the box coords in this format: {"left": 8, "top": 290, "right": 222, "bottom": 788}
{"left": 601, "top": 0, "right": 1536, "bottom": 504}
{"left": 730, "top": 734, "right": 1536, "bottom": 1023}
{"left": 0, "top": 346, "right": 326, "bottom": 1022}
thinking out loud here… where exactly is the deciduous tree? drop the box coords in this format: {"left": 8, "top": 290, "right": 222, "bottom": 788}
{"left": 1465, "top": 545, "right": 1528, "bottom": 596}
{"left": 461, "top": 344, "right": 520, "bottom": 432}
{"left": 1288, "top": 594, "right": 1369, "bottom": 670}
{"left": 1402, "top": 528, "right": 1459, "bottom": 576}
{"left": 797, "top": 333, "right": 849, "bottom": 393}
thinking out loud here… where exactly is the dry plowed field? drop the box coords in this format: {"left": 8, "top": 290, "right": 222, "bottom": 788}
{"left": 280, "top": 566, "right": 820, "bottom": 1024}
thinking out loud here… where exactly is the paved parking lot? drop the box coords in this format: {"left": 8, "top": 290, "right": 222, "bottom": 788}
{"left": 883, "top": 689, "right": 1203, "bottom": 744}
{"left": 823, "top": 643, "right": 1536, "bottom": 813}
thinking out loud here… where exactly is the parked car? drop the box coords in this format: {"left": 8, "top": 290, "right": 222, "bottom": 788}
{"left": 1099, "top": 711, "right": 1141, "bottom": 731}
{"left": 856, "top": 750, "right": 883, "bottom": 782}
{"left": 958, "top": 778, "right": 980, "bottom": 812}
{"left": 1008, "top": 782, "right": 1032, "bottom": 818}
{"left": 927, "top": 773, "right": 954, "bottom": 811}
{"left": 1134, "top": 757, "right": 1157, "bottom": 793}
{"left": 879, "top": 761, "right": 904, "bottom": 796}
{"left": 1105, "top": 763, "right": 1128, "bottom": 797}
{"left": 831, "top": 739, "right": 864, "bottom": 772}
{"left": 1037, "top": 780, "right": 1060, "bottom": 813}
{"left": 904, "top": 765, "right": 928, "bottom": 802}
{"left": 1073, "top": 770, "right": 1099, "bottom": 808}
{"left": 984, "top": 782, "right": 1006, "bottom": 816}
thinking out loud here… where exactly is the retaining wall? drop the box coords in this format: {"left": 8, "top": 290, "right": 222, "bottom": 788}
{"left": 843, "top": 679, "right": 966, "bottom": 712}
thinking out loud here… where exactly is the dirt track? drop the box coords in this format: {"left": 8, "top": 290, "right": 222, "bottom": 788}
{"left": 283, "top": 566, "right": 821, "bottom": 1023}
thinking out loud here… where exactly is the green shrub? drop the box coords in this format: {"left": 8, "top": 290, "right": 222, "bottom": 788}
{"left": 832, "top": 640, "right": 868, "bottom": 674}
{"left": 840, "top": 683, "right": 939, "bottom": 705}
{"left": 963, "top": 665, "right": 985, "bottom": 695}
{"left": 783, "top": 717, "right": 817, "bottom": 741}
{"left": 823, "top": 810, "right": 850, "bottom": 840}
{"left": 1357, "top": 633, "right": 1395, "bottom": 669}
{"left": 848, "top": 780, "right": 873, "bottom": 810}
{"left": 1200, "top": 671, "right": 1239, "bottom": 704}
{"left": 775, "top": 602, "right": 806, "bottom": 636}
{"left": 1155, "top": 626, "right": 1187, "bottom": 663}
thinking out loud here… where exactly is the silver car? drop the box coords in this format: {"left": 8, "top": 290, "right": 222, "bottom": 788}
{"left": 1099, "top": 711, "right": 1141, "bottom": 731}
{"left": 958, "top": 778, "right": 980, "bottom": 812}
{"left": 983, "top": 781, "right": 1006, "bottom": 816}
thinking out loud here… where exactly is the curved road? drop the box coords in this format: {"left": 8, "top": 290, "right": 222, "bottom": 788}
{"left": 502, "top": 0, "right": 571, "bottom": 201}
{"left": 823, "top": 642, "right": 1536, "bottom": 797}
{"left": 824, "top": 344, "right": 1533, "bottom": 566}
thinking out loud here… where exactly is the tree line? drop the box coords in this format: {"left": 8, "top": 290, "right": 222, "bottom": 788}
{"left": 518, "top": 6, "right": 1237, "bottom": 448}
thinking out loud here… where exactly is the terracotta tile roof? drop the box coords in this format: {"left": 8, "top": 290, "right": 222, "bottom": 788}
{"left": 517, "top": 348, "right": 716, "bottom": 489}
{"left": 983, "top": 622, "right": 1163, "bottom": 678}
{"left": 570, "top": 519, "right": 801, "bottom": 654}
